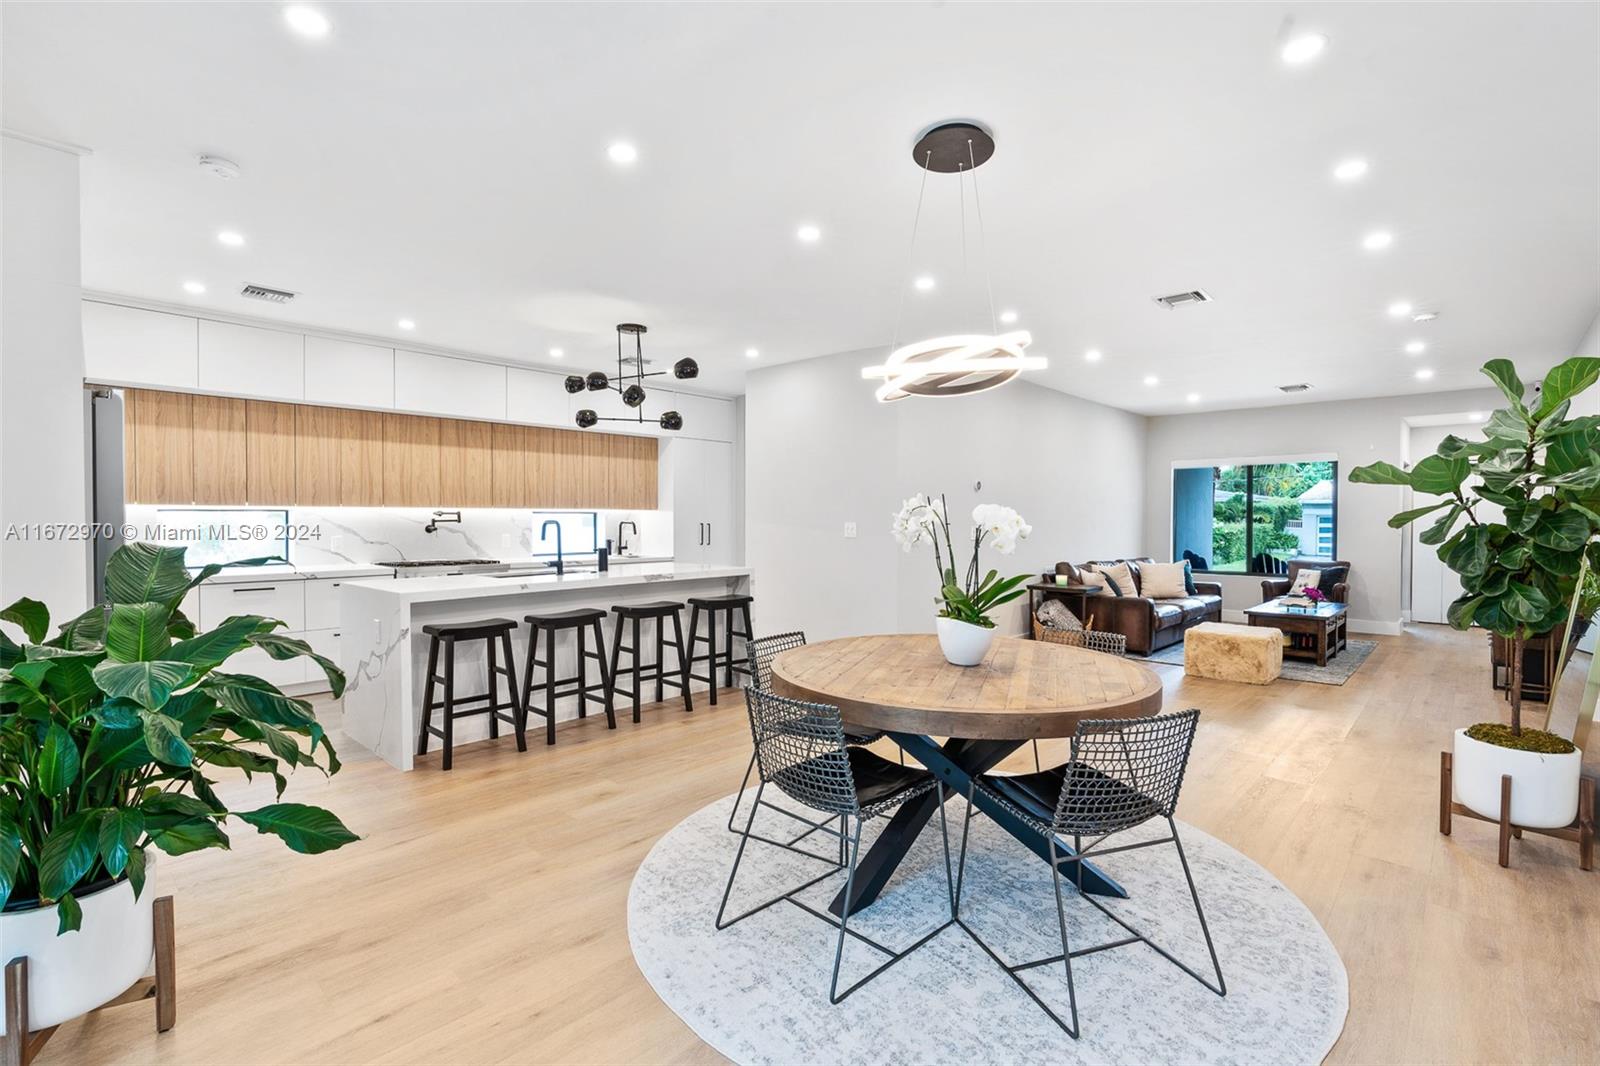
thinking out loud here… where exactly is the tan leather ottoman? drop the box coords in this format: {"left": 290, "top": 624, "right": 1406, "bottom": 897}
{"left": 1184, "top": 621, "right": 1282, "bottom": 684}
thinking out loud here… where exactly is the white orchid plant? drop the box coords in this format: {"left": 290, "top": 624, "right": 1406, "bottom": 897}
{"left": 892, "top": 493, "right": 1033, "bottom": 629}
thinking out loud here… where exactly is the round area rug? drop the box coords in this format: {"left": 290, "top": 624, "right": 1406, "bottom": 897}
{"left": 629, "top": 792, "right": 1347, "bottom": 1065}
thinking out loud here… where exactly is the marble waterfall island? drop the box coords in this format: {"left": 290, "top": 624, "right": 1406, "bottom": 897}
{"left": 339, "top": 563, "right": 752, "bottom": 770}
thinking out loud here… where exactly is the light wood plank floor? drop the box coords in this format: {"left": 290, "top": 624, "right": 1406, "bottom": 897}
{"left": 46, "top": 625, "right": 1600, "bottom": 1065}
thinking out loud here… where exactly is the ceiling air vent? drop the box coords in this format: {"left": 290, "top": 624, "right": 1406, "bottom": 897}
{"left": 1153, "top": 289, "right": 1212, "bottom": 309}
{"left": 1278, "top": 383, "right": 1313, "bottom": 393}
{"left": 240, "top": 284, "right": 297, "bottom": 303}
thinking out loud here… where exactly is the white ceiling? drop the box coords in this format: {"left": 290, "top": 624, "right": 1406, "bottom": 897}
{"left": 4, "top": 2, "right": 1596, "bottom": 414}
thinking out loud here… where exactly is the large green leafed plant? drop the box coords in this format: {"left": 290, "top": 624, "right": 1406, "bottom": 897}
{"left": 0, "top": 543, "right": 357, "bottom": 934}
{"left": 1349, "top": 356, "right": 1600, "bottom": 741}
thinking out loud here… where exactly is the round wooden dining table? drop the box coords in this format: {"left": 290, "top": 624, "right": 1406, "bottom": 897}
{"left": 770, "top": 633, "right": 1164, "bottom": 917}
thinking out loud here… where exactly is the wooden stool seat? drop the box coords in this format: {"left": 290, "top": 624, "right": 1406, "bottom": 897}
{"left": 609, "top": 601, "right": 693, "bottom": 721}
{"left": 416, "top": 618, "right": 522, "bottom": 771}
{"left": 521, "top": 611, "right": 614, "bottom": 745}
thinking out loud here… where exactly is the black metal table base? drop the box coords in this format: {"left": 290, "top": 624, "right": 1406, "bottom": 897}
{"left": 828, "top": 732, "right": 1129, "bottom": 918}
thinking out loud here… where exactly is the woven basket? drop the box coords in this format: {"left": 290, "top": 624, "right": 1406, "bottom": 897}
{"left": 1032, "top": 619, "right": 1128, "bottom": 657}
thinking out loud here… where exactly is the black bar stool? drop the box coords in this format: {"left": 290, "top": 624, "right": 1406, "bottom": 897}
{"left": 607, "top": 600, "right": 693, "bottom": 721}
{"left": 416, "top": 618, "right": 521, "bottom": 771}
{"left": 520, "top": 608, "right": 614, "bottom": 745}
{"left": 686, "top": 594, "right": 755, "bottom": 706}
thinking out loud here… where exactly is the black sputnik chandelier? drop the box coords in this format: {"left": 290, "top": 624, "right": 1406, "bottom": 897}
{"left": 565, "top": 323, "right": 697, "bottom": 430}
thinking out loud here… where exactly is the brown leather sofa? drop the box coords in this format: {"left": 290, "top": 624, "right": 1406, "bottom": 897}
{"left": 1260, "top": 558, "right": 1352, "bottom": 604}
{"left": 1051, "top": 558, "right": 1223, "bottom": 656}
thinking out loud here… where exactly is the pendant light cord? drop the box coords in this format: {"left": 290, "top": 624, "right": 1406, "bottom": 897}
{"left": 888, "top": 149, "right": 934, "bottom": 354}
{"left": 968, "top": 137, "right": 999, "bottom": 335}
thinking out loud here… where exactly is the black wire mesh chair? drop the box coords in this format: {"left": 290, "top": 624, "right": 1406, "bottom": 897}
{"left": 953, "top": 709, "right": 1224, "bottom": 1038}
{"left": 1030, "top": 623, "right": 1129, "bottom": 773}
{"left": 716, "top": 686, "right": 957, "bottom": 1004}
{"left": 728, "top": 631, "right": 893, "bottom": 858}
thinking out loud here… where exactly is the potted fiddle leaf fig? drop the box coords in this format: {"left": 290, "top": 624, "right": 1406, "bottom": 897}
{"left": 0, "top": 543, "right": 357, "bottom": 1035}
{"left": 1350, "top": 355, "right": 1600, "bottom": 829}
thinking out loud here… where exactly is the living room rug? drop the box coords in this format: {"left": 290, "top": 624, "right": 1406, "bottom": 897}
{"left": 1144, "top": 638, "right": 1377, "bottom": 685}
{"left": 629, "top": 792, "right": 1348, "bottom": 1066}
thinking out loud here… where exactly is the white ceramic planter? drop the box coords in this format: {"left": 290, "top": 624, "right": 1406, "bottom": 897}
{"left": 936, "top": 616, "right": 996, "bottom": 667}
{"left": 1452, "top": 727, "right": 1582, "bottom": 829}
{"left": 0, "top": 856, "right": 156, "bottom": 1034}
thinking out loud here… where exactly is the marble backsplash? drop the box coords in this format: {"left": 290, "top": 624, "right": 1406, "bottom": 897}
{"left": 125, "top": 505, "right": 674, "bottom": 568}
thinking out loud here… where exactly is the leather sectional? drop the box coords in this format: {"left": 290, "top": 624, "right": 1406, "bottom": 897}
{"left": 1051, "top": 557, "right": 1223, "bottom": 656}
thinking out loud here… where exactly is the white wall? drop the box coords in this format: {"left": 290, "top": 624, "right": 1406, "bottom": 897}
{"left": 1, "top": 135, "right": 89, "bottom": 621}
{"left": 1141, "top": 388, "right": 1505, "bottom": 632}
{"left": 745, "top": 348, "right": 1147, "bottom": 640}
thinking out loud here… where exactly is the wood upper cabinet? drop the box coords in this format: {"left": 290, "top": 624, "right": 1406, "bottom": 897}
{"left": 382, "top": 413, "right": 441, "bottom": 506}
{"left": 191, "top": 395, "right": 247, "bottom": 504}
{"left": 295, "top": 404, "right": 342, "bottom": 507}
{"left": 246, "top": 401, "right": 297, "bottom": 504}
{"left": 337, "top": 408, "right": 385, "bottom": 506}
{"left": 122, "top": 388, "right": 657, "bottom": 509}
{"left": 126, "top": 388, "right": 194, "bottom": 504}
{"left": 440, "top": 418, "right": 493, "bottom": 507}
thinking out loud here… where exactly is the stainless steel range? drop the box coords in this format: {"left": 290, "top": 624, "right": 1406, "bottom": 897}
{"left": 375, "top": 559, "right": 511, "bottom": 578}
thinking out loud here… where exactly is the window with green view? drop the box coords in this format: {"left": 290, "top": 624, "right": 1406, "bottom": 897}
{"left": 1171, "top": 460, "right": 1338, "bottom": 575}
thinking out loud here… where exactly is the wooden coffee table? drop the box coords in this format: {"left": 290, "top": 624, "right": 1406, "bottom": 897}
{"left": 1244, "top": 599, "right": 1349, "bottom": 666}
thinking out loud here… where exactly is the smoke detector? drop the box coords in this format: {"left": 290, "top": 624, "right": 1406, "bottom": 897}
{"left": 1154, "top": 289, "right": 1212, "bottom": 309}
{"left": 198, "top": 155, "right": 241, "bottom": 180}
{"left": 1278, "top": 383, "right": 1313, "bottom": 393}
{"left": 240, "top": 284, "right": 297, "bottom": 304}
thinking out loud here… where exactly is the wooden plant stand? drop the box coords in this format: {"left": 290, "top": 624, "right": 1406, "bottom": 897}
{"left": 3, "top": 895, "right": 175, "bottom": 1066}
{"left": 1439, "top": 753, "right": 1595, "bottom": 870}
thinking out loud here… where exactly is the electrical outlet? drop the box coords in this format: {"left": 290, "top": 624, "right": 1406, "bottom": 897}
{"left": 501, "top": 533, "right": 511, "bottom": 549}
{"left": 844, "top": 522, "right": 857, "bottom": 539}
{"left": 331, "top": 535, "right": 343, "bottom": 553}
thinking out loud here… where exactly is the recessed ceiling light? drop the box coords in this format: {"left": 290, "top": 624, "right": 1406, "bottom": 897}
{"left": 607, "top": 141, "right": 638, "bottom": 165}
{"left": 1186, "top": 393, "right": 1201, "bottom": 404}
{"left": 1405, "top": 340, "right": 1426, "bottom": 355}
{"left": 1333, "top": 158, "right": 1369, "bottom": 182}
{"left": 1415, "top": 368, "right": 1435, "bottom": 381}
{"left": 216, "top": 230, "right": 245, "bottom": 247}
{"left": 1143, "top": 374, "right": 1159, "bottom": 387}
{"left": 796, "top": 223, "right": 821, "bottom": 243}
{"left": 283, "top": 5, "right": 331, "bottom": 39}
{"left": 1281, "top": 31, "right": 1328, "bottom": 65}
{"left": 181, "top": 280, "right": 206, "bottom": 295}
{"left": 1084, "top": 348, "right": 1103, "bottom": 363}
{"left": 914, "top": 275, "right": 936, "bottom": 292}
{"left": 999, "top": 309, "right": 1018, "bottom": 324}
{"left": 1412, "top": 311, "right": 1438, "bottom": 323}
{"left": 549, "top": 347, "right": 564, "bottom": 358}
{"left": 1362, "top": 230, "right": 1394, "bottom": 252}
{"left": 397, "top": 319, "right": 415, "bottom": 331}
{"left": 745, "top": 348, "right": 760, "bottom": 359}
{"left": 1387, "top": 300, "right": 1413, "bottom": 318}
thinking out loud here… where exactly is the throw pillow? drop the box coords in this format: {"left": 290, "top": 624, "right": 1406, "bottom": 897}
{"left": 1289, "top": 569, "right": 1322, "bottom": 594}
{"left": 1140, "top": 561, "right": 1189, "bottom": 599}
{"left": 1317, "top": 564, "right": 1349, "bottom": 595}
{"left": 1078, "top": 569, "right": 1110, "bottom": 592}
{"left": 1182, "top": 559, "right": 1198, "bottom": 594}
{"left": 1035, "top": 599, "right": 1083, "bottom": 631}
{"left": 1055, "top": 561, "right": 1080, "bottom": 583}
{"left": 1088, "top": 561, "right": 1137, "bottom": 597}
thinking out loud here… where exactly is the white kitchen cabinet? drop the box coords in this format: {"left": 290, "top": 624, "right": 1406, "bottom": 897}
{"left": 303, "top": 577, "right": 347, "bottom": 630}
{"left": 669, "top": 391, "right": 736, "bottom": 443}
{"left": 198, "top": 579, "right": 306, "bottom": 632}
{"left": 198, "top": 320, "right": 305, "bottom": 401}
{"left": 507, "top": 366, "right": 574, "bottom": 427}
{"left": 82, "top": 302, "right": 198, "bottom": 388}
{"left": 668, "top": 438, "right": 737, "bottom": 564}
{"left": 395, "top": 351, "right": 506, "bottom": 421}
{"left": 305, "top": 337, "right": 394, "bottom": 408}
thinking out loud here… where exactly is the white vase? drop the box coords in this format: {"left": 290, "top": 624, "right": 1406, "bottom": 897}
{"left": 936, "top": 616, "right": 995, "bottom": 667}
{"left": 1452, "top": 727, "right": 1582, "bottom": 829}
{"left": 0, "top": 855, "right": 157, "bottom": 1034}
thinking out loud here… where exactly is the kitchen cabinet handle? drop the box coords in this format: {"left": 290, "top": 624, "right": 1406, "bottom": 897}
{"left": 698, "top": 523, "right": 705, "bottom": 546}
{"left": 232, "top": 586, "right": 278, "bottom": 593}
{"left": 706, "top": 523, "right": 712, "bottom": 546}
